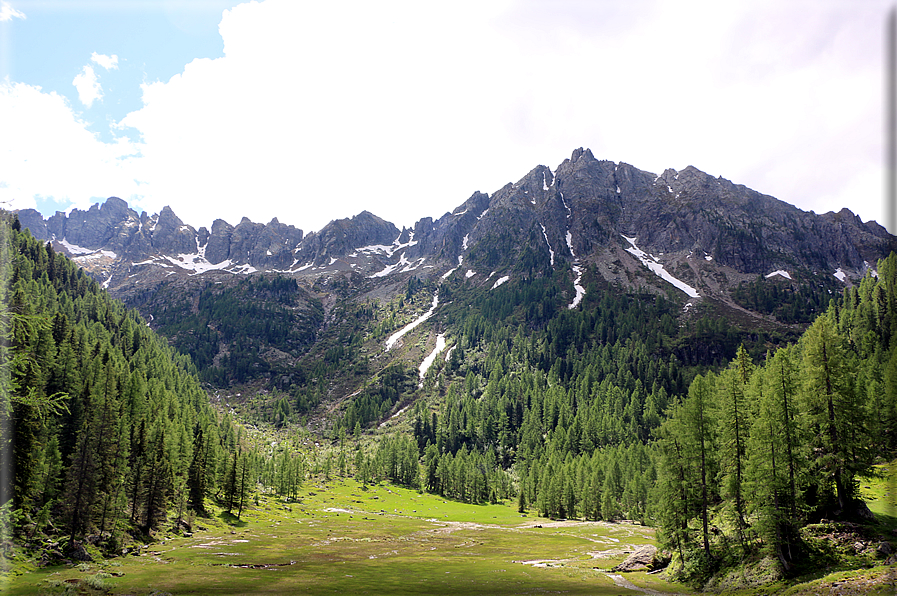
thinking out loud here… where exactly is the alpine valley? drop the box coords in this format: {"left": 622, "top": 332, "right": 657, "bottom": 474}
{"left": 6, "top": 148, "right": 897, "bottom": 595}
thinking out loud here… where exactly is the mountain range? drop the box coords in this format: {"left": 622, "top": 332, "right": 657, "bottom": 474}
{"left": 18, "top": 148, "right": 893, "bottom": 294}
{"left": 15, "top": 147, "right": 897, "bottom": 389}
{"left": 11, "top": 149, "right": 897, "bottom": 593}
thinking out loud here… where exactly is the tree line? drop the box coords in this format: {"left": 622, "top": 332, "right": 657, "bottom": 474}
{"left": 655, "top": 256, "right": 897, "bottom": 582}
{"left": 1, "top": 217, "right": 246, "bottom": 553}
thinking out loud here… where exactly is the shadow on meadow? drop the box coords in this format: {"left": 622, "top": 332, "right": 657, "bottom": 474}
{"left": 218, "top": 511, "right": 249, "bottom": 528}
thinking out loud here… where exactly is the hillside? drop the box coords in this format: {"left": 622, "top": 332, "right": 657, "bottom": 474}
{"left": 15, "top": 149, "right": 896, "bottom": 394}
{"left": 0, "top": 214, "right": 246, "bottom": 562}
{"left": 7, "top": 148, "right": 897, "bottom": 592}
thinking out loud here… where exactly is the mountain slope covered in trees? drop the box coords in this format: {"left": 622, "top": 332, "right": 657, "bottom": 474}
{"left": 4, "top": 149, "right": 897, "bottom": 592}
{"left": 16, "top": 149, "right": 896, "bottom": 392}
{"left": 0, "top": 216, "right": 249, "bottom": 559}
{"left": 654, "top": 258, "right": 897, "bottom": 585}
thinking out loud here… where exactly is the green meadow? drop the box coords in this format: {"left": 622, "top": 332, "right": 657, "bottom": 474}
{"left": 11, "top": 465, "right": 896, "bottom": 595}
{"left": 8, "top": 479, "right": 692, "bottom": 595}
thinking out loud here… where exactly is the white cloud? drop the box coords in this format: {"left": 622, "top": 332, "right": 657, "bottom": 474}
{"left": 0, "top": 1, "right": 25, "bottom": 22}
{"left": 4, "top": 0, "right": 893, "bottom": 233}
{"left": 112, "top": 0, "right": 893, "bottom": 233}
{"left": 72, "top": 64, "right": 102, "bottom": 108}
{"left": 91, "top": 52, "right": 118, "bottom": 70}
{"left": 0, "top": 79, "right": 142, "bottom": 211}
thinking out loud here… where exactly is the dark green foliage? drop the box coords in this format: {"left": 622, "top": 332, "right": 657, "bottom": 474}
{"left": 338, "top": 363, "right": 416, "bottom": 432}
{"left": 656, "top": 254, "right": 897, "bottom": 583}
{"left": 732, "top": 275, "right": 837, "bottom": 324}
{"left": 0, "top": 217, "right": 242, "bottom": 544}
{"left": 125, "top": 275, "right": 323, "bottom": 386}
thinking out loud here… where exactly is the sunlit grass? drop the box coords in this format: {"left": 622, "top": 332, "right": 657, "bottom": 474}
{"left": 13, "top": 464, "right": 897, "bottom": 595}
{"left": 858, "top": 460, "right": 897, "bottom": 531}
{"left": 10, "top": 477, "right": 690, "bottom": 595}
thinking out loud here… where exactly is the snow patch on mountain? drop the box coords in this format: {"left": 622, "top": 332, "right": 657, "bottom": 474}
{"left": 560, "top": 192, "right": 571, "bottom": 218}
{"left": 386, "top": 293, "right": 439, "bottom": 351}
{"left": 71, "top": 249, "right": 117, "bottom": 263}
{"left": 358, "top": 231, "right": 418, "bottom": 260}
{"left": 864, "top": 261, "right": 879, "bottom": 278}
{"left": 491, "top": 275, "right": 509, "bottom": 290}
{"left": 540, "top": 224, "right": 555, "bottom": 266}
{"left": 568, "top": 264, "right": 585, "bottom": 309}
{"left": 622, "top": 235, "right": 700, "bottom": 298}
{"left": 371, "top": 252, "right": 426, "bottom": 278}
{"left": 57, "top": 238, "right": 97, "bottom": 255}
{"left": 419, "top": 333, "right": 447, "bottom": 385}
{"left": 444, "top": 345, "right": 455, "bottom": 362}
{"left": 765, "top": 270, "right": 792, "bottom": 280}
{"left": 441, "top": 256, "right": 463, "bottom": 280}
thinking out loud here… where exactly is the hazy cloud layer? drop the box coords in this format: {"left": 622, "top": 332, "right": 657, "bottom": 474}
{"left": 0, "top": 80, "right": 140, "bottom": 210}
{"left": 0, "top": 0, "right": 891, "bottom": 233}
{"left": 72, "top": 64, "right": 102, "bottom": 107}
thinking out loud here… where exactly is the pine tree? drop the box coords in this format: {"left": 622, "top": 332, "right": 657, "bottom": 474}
{"left": 142, "top": 428, "right": 171, "bottom": 532}
{"left": 715, "top": 347, "right": 753, "bottom": 551}
{"left": 236, "top": 451, "right": 251, "bottom": 519}
{"left": 224, "top": 449, "right": 239, "bottom": 514}
{"left": 682, "top": 373, "right": 715, "bottom": 557}
{"left": 801, "top": 313, "right": 868, "bottom": 512}
{"left": 655, "top": 408, "right": 693, "bottom": 562}
{"left": 187, "top": 425, "right": 207, "bottom": 512}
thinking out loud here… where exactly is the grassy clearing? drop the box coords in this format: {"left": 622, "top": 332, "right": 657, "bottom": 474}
{"left": 859, "top": 461, "right": 897, "bottom": 531}
{"left": 16, "top": 465, "right": 895, "bottom": 594}
{"left": 9, "top": 478, "right": 693, "bottom": 595}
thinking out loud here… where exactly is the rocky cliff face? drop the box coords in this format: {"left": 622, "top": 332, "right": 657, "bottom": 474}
{"left": 14, "top": 148, "right": 896, "bottom": 303}
{"left": 16, "top": 148, "right": 897, "bottom": 392}
{"left": 295, "top": 211, "right": 399, "bottom": 266}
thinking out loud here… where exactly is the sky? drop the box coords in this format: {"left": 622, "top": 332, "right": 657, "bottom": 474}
{"left": 0, "top": 0, "right": 893, "bottom": 235}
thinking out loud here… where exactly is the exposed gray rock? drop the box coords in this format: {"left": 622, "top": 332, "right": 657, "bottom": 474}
{"left": 295, "top": 210, "right": 398, "bottom": 265}
{"left": 205, "top": 219, "right": 234, "bottom": 264}
{"left": 853, "top": 500, "right": 876, "bottom": 522}
{"left": 66, "top": 540, "right": 93, "bottom": 562}
{"left": 197, "top": 226, "right": 210, "bottom": 248}
{"left": 612, "top": 544, "right": 661, "bottom": 572}
{"left": 56, "top": 197, "right": 134, "bottom": 249}
{"left": 150, "top": 206, "right": 198, "bottom": 255}
{"left": 11, "top": 147, "right": 897, "bottom": 303}
{"left": 14, "top": 209, "right": 48, "bottom": 239}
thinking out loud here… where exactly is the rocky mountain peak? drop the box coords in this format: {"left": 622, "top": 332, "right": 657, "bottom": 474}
{"left": 150, "top": 205, "right": 197, "bottom": 255}
{"left": 12, "top": 148, "right": 897, "bottom": 304}
{"left": 294, "top": 211, "right": 398, "bottom": 266}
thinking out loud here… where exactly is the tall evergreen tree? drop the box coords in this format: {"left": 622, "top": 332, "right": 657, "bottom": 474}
{"left": 715, "top": 347, "right": 753, "bottom": 551}
{"left": 800, "top": 313, "right": 868, "bottom": 512}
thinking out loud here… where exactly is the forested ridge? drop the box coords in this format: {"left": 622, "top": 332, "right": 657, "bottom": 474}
{"left": 320, "top": 255, "right": 897, "bottom": 586}
{"left": 3, "top": 208, "right": 896, "bottom": 590}
{"left": 654, "top": 260, "right": 897, "bottom": 583}
{"left": 0, "top": 216, "right": 248, "bottom": 556}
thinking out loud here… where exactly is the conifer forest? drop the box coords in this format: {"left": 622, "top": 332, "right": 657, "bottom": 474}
{"left": 2, "top": 208, "right": 897, "bottom": 594}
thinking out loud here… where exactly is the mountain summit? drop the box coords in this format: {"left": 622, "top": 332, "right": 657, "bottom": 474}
{"left": 17, "top": 148, "right": 894, "bottom": 303}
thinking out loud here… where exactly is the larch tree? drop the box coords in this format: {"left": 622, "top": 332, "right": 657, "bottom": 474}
{"left": 800, "top": 313, "right": 869, "bottom": 513}
{"left": 714, "top": 346, "right": 754, "bottom": 552}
